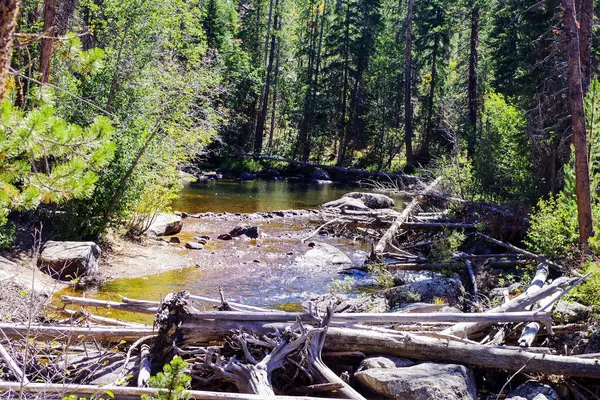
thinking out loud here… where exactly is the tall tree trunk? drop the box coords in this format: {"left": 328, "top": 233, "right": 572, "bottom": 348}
{"left": 563, "top": 0, "right": 594, "bottom": 248}
{"left": 0, "top": 0, "right": 20, "bottom": 106}
{"left": 254, "top": 0, "right": 280, "bottom": 154}
{"left": 336, "top": 1, "right": 351, "bottom": 166}
{"left": 268, "top": 34, "right": 281, "bottom": 150}
{"left": 404, "top": 0, "right": 415, "bottom": 169}
{"left": 39, "top": 0, "right": 56, "bottom": 83}
{"left": 422, "top": 33, "right": 439, "bottom": 159}
{"left": 297, "top": 3, "right": 321, "bottom": 161}
{"left": 467, "top": 3, "right": 479, "bottom": 158}
{"left": 579, "top": 0, "right": 593, "bottom": 93}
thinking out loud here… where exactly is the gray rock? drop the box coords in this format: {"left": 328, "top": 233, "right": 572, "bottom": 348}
{"left": 245, "top": 226, "right": 260, "bottom": 239}
{"left": 229, "top": 226, "right": 247, "bottom": 237}
{"left": 239, "top": 172, "right": 256, "bottom": 181}
{"left": 169, "top": 236, "right": 181, "bottom": 244}
{"left": 554, "top": 300, "right": 591, "bottom": 324}
{"left": 322, "top": 198, "right": 371, "bottom": 211}
{"left": 386, "top": 278, "right": 465, "bottom": 307}
{"left": 147, "top": 214, "right": 183, "bottom": 236}
{"left": 585, "top": 330, "right": 600, "bottom": 354}
{"left": 311, "top": 169, "right": 331, "bottom": 180}
{"left": 296, "top": 243, "right": 352, "bottom": 270}
{"left": 39, "top": 241, "right": 100, "bottom": 279}
{"left": 355, "top": 363, "right": 476, "bottom": 400}
{"left": 343, "top": 192, "right": 395, "bottom": 209}
{"left": 506, "top": 381, "right": 559, "bottom": 400}
{"left": 360, "top": 356, "right": 415, "bottom": 370}
{"left": 185, "top": 242, "right": 204, "bottom": 250}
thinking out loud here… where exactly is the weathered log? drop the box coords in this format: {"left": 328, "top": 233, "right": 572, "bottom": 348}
{"left": 154, "top": 310, "right": 553, "bottom": 327}
{"left": 474, "top": 232, "right": 569, "bottom": 274}
{"left": 0, "top": 342, "right": 28, "bottom": 384}
{"left": 518, "top": 290, "right": 563, "bottom": 347}
{"left": 61, "top": 296, "right": 158, "bottom": 314}
{"left": 464, "top": 258, "right": 479, "bottom": 304}
{"left": 442, "top": 276, "right": 578, "bottom": 338}
{"left": 373, "top": 176, "right": 442, "bottom": 255}
{"left": 0, "top": 382, "right": 325, "bottom": 400}
{"left": 137, "top": 343, "right": 152, "bottom": 387}
{"left": 401, "top": 222, "right": 476, "bottom": 230}
{"left": 52, "top": 306, "right": 148, "bottom": 327}
{"left": 0, "top": 323, "right": 154, "bottom": 342}
{"left": 324, "top": 328, "right": 600, "bottom": 378}
{"left": 121, "top": 294, "right": 278, "bottom": 313}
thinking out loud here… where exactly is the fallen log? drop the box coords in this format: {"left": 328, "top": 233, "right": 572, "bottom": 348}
{"left": 121, "top": 294, "right": 278, "bottom": 313}
{"left": 441, "top": 276, "right": 579, "bottom": 338}
{"left": 373, "top": 176, "right": 442, "bottom": 255}
{"left": 324, "top": 328, "right": 600, "bottom": 378}
{"left": 401, "top": 222, "right": 477, "bottom": 230}
{"left": 474, "top": 232, "right": 569, "bottom": 274}
{"left": 0, "top": 382, "right": 326, "bottom": 400}
{"left": 0, "top": 342, "right": 28, "bottom": 384}
{"left": 60, "top": 296, "right": 158, "bottom": 314}
{"left": 52, "top": 306, "right": 148, "bottom": 327}
{"left": 0, "top": 323, "right": 154, "bottom": 342}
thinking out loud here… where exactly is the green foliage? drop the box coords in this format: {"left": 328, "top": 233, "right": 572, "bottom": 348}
{"left": 0, "top": 95, "right": 115, "bottom": 226}
{"left": 473, "top": 92, "right": 534, "bottom": 203}
{"left": 142, "top": 356, "right": 191, "bottom": 400}
{"left": 524, "top": 195, "right": 579, "bottom": 261}
{"left": 428, "top": 156, "right": 476, "bottom": 200}
{"left": 328, "top": 275, "right": 356, "bottom": 293}
{"left": 0, "top": 224, "right": 15, "bottom": 251}
{"left": 367, "top": 264, "right": 395, "bottom": 288}
{"left": 430, "top": 229, "right": 466, "bottom": 263}
{"left": 568, "top": 262, "right": 600, "bottom": 308}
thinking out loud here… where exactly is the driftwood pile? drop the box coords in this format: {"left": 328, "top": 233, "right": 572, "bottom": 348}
{"left": 0, "top": 178, "right": 599, "bottom": 398}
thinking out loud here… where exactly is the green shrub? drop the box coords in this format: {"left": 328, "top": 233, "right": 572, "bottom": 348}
{"left": 328, "top": 276, "right": 356, "bottom": 293}
{"left": 524, "top": 194, "right": 579, "bottom": 261}
{"left": 568, "top": 262, "right": 600, "bottom": 309}
{"left": 367, "top": 264, "right": 395, "bottom": 288}
{"left": 0, "top": 224, "right": 15, "bottom": 251}
{"left": 430, "top": 229, "right": 466, "bottom": 263}
{"left": 142, "top": 356, "right": 191, "bottom": 400}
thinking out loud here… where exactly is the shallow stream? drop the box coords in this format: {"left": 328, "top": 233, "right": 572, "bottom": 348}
{"left": 55, "top": 179, "right": 399, "bottom": 321}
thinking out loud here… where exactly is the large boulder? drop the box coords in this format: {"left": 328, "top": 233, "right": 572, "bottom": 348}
{"left": 147, "top": 214, "right": 183, "bottom": 237}
{"left": 506, "top": 382, "right": 559, "bottom": 400}
{"left": 355, "top": 363, "right": 476, "bottom": 400}
{"left": 385, "top": 278, "right": 465, "bottom": 308}
{"left": 343, "top": 192, "right": 395, "bottom": 209}
{"left": 39, "top": 241, "right": 100, "bottom": 279}
{"left": 360, "top": 356, "right": 415, "bottom": 370}
{"left": 311, "top": 169, "right": 331, "bottom": 181}
{"left": 553, "top": 300, "right": 591, "bottom": 324}
{"left": 296, "top": 243, "right": 352, "bottom": 269}
{"left": 239, "top": 172, "right": 256, "bottom": 181}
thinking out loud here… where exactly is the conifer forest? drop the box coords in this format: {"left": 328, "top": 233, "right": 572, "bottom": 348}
{"left": 2, "top": 0, "right": 600, "bottom": 398}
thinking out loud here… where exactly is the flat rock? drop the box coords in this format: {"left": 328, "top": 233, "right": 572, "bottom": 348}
{"left": 147, "top": 214, "right": 183, "bottom": 236}
{"left": 385, "top": 278, "right": 465, "bottom": 308}
{"left": 296, "top": 243, "right": 352, "bottom": 270}
{"left": 554, "top": 300, "right": 591, "bottom": 324}
{"left": 506, "top": 381, "right": 559, "bottom": 400}
{"left": 343, "top": 192, "right": 395, "bottom": 209}
{"left": 217, "top": 233, "right": 233, "bottom": 240}
{"left": 169, "top": 236, "right": 181, "bottom": 244}
{"left": 360, "top": 356, "right": 415, "bottom": 370}
{"left": 39, "top": 241, "right": 100, "bottom": 279}
{"left": 185, "top": 242, "right": 204, "bottom": 250}
{"left": 355, "top": 363, "right": 476, "bottom": 400}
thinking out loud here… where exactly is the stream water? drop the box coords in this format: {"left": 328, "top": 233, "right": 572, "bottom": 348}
{"left": 55, "top": 179, "right": 398, "bottom": 322}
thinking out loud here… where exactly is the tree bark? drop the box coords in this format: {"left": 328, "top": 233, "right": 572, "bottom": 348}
{"left": 0, "top": 0, "right": 20, "bottom": 105}
{"left": 39, "top": 0, "right": 57, "bottom": 83}
{"left": 563, "top": 0, "right": 594, "bottom": 249}
{"left": 579, "top": 0, "right": 593, "bottom": 93}
{"left": 404, "top": 0, "right": 415, "bottom": 169}
{"left": 254, "top": 0, "right": 280, "bottom": 154}
{"left": 467, "top": 3, "right": 479, "bottom": 157}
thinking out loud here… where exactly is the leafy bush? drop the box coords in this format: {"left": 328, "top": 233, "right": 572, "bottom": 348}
{"left": 524, "top": 194, "right": 579, "bottom": 261}
{"left": 430, "top": 229, "right": 466, "bottom": 262}
{"left": 367, "top": 264, "right": 395, "bottom": 288}
{"left": 328, "top": 276, "right": 356, "bottom": 293}
{"left": 568, "top": 262, "right": 600, "bottom": 309}
{"left": 0, "top": 224, "right": 15, "bottom": 251}
{"left": 473, "top": 92, "right": 535, "bottom": 203}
